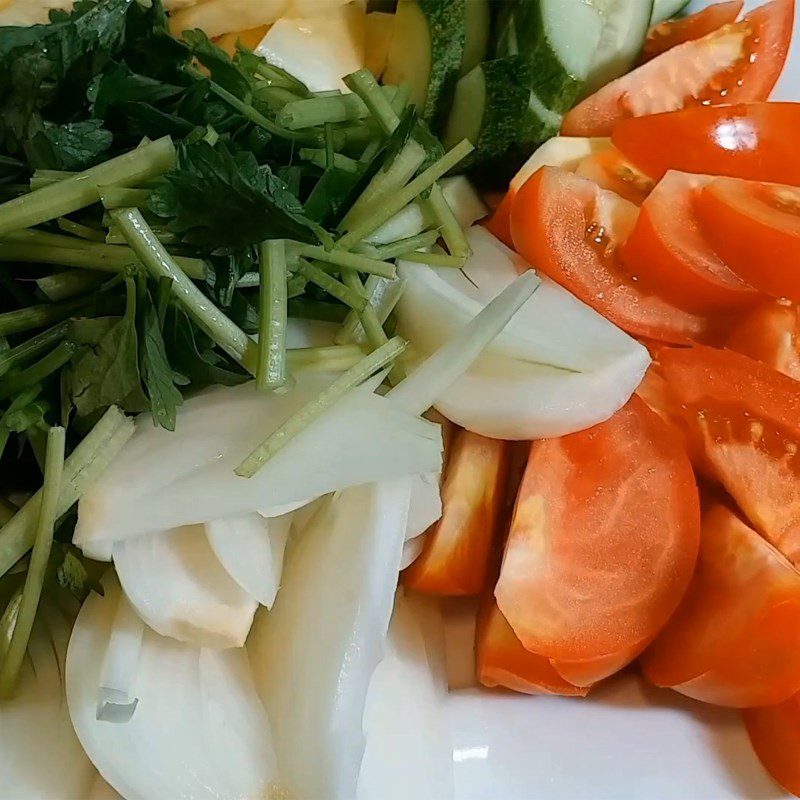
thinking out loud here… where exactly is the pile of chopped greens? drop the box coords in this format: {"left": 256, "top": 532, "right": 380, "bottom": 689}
{"left": 0, "top": 0, "right": 473, "bottom": 662}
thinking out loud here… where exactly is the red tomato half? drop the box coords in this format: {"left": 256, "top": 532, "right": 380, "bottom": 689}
{"left": 727, "top": 298, "right": 800, "bottom": 380}
{"left": 562, "top": 0, "right": 794, "bottom": 136}
{"left": 495, "top": 397, "right": 700, "bottom": 666}
{"left": 659, "top": 345, "right": 800, "bottom": 566}
{"left": 642, "top": 503, "right": 800, "bottom": 707}
{"left": 613, "top": 103, "right": 800, "bottom": 185}
{"left": 476, "top": 595, "right": 588, "bottom": 696}
{"left": 641, "top": 1, "right": 744, "bottom": 62}
{"left": 621, "top": 171, "right": 757, "bottom": 313}
{"left": 574, "top": 147, "right": 655, "bottom": 205}
{"left": 483, "top": 192, "right": 514, "bottom": 248}
{"left": 696, "top": 177, "right": 800, "bottom": 303}
{"left": 744, "top": 694, "right": 800, "bottom": 796}
{"left": 403, "top": 430, "right": 508, "bottom": 595}
{"left": 510, "top": 166, "right": 728, "bottom": 345}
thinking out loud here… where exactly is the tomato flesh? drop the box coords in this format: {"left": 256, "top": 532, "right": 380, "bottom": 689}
{"left": 574, "top": 147, "right": 654, "bottom": 205}
{"left": 403, "top": 430, "right": 508, "bottom": 596}
{"left": 483, "top": 192, "right": 514, "bottom": 248}
{"left": 641, "top": 1, "right": 744, "bottom": 62}
{"left": 613, "top": 103, "right": 800, "bottom": 184}
{"left": 744, "top": 694, "right": 800, "bottom": 796}
{"left": 476, "top": 595, "right": 588, "bottom": 696}
{"left": 562, "top": 0, "right": 794, "bottom": 137}
{"left": 621, "top": 171, "right": 757, "bottom": 313}
{"left": 550, "top": 643, "right": 647, "bottom": 688}
{"left": 641, "top": 503, "right": 800, "bottom": 707}
{"left": 696, "top": 177, "right": 800, "bottom": 303}
{"left": 510, "top": 166, "right": 728, "bottom": 345}
{"left": 727, "top": 298, "right": 800, "bottom": 380}
{"left": 659, "top": 345, "right": 800, "bottom": 566}
{"left": 495, "top": 396, "right": 700, "bottom": 664}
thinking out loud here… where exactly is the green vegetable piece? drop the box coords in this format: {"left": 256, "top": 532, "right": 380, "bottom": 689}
{"left": 295, "top": 260, "right": 367, "bottom": 312}
{"left": 277, "top": 86, "right": 398, "bottom": 130}
{"left": 0, "top": 298, "right": 87, "bottom": 338}
{"left": 0, "top": 340, "right": 76, "bottom": 401}
{"left": 0, "top": 322, "right": 70, "bottom": 377}
{"left": 256, "top": 240, "right": 289, "bottom": 393}
{"left": 289, "top": 243, "right": 396, "bottom": 280}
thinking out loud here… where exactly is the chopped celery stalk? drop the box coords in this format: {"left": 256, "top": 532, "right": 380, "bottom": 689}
{"left": 397, "top": 250, "right": 467, "bottom": 268}
{"left": 340, "top": 270, "right": 388, "bottom": 351}
{"left": 257, "top": 240, "right": 289, "bottom": 392}
{"left": 0, "top": 341, "right": 76, "bottom": 399}
{"left": 0, "top": 387, "right": 43, "bottom": 460}
{"left": 0, "top": 322, "right": 70, "bottom": 377}
{"left": 56, "top": 218, "right": 106, "bottom": 242}
{"left": 110, "top": 207, "right": 258, "bottom": 374}
{"left": 0, "top": 406, "right": 134, "bottom": 578}
{"left": 277, "top": 86, "right": 398, "bottom": 129}
{"left": 369, "top": 230, "right": 440, "bottom": 260}
{"left": 0, "top": 137, "right": 175, "bottom": 237}
{"left": 235, "top": 335, "right": 407, "bottom": 478}
{"left": 0, "top": 299, "right": 86, "bottom": 337}
{"left": 235, "top": 272, "right": 260, "bottom": 289}
{"left": 298, "top": 149, "right": 360, "bottom": 173}
{"left": 29, "top": 169, "right": 75, "bottom": 191}
{"left": 424, "top": 183, "right": 471, "bottom": 259}
{"left": 286, "top": 274, "right": 308, "bottom": 298}
{"left": 36, "top": 271, "right": 105, "bottom": 302}
{"left": 289, "top": 242, "right": 395, "bottom": 279}
{"left": 337, "top": 139, "right": 474, "bottom": 249}
{"left": 99, "top": 187, "right": 151, "bottom": 210}
{"left": 343, "top": 69, "right": 399, "bottom": 136}
{"left": 0, "top": 426, "right": 64, "bottom": 699}
{"left": 0, "top": 590, "right": 21, "bottom": 664}
{"left": 105, "top": 226, "right": 179, "bottom": 246}
{"left": 387, "top": 272, "right": 540, "bottom": 416}
{"left": 336, "top": 275, "right": 407, "bottom": 346}
{"left": 359, "top": 139, "right": 382, "bottom": 164}
{"left": 0, "top": 502, "right": 13, "bottom": 527}
{"left": 295, "top": 260, "right": 367, "bottom": 311}
{"left": 3, "top": 228, "right": 98, "bottom": 250}
{"left": 286, "top": 344, "right": 367, "bottom": 373}
{"left": 390, "top": 84, "right": 412, "bottom": 116}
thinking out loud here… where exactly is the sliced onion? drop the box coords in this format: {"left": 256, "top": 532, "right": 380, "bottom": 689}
{"left": 248, "top": 478, "right": 413, "bottom": 799}
{"left": 67, "top": 575, "right": 282, "bottom": 800}
{"left": 205, "top": 511, "right": 294, "bottom": 608}
{"left": 0, "top": 599, "right": 95, "bottom": 799}
{"left": 401, "top": 534, "right": 427, "bottom": 570}
{"left": 75, "top": 372, "right": 442, "bottom": 547}
{"left": 113, "top": 526, "right": 258, "bottom": 649}
{"left": 358, "top": 591, "right": 452, "bottom": 800}
{"left": 406, "top": 472, "right": 441, "bottom": 541}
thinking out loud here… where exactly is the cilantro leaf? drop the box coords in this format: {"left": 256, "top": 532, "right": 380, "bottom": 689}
{"left": 24, "top": 119, "right": 112, "bottom": 170}
{"left": 182, "top": 29, "right": 252, "bottom": 100}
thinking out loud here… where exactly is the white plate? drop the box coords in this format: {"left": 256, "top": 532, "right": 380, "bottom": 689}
{"left": 448, "top": 2, "right": 799, "bottom": 797}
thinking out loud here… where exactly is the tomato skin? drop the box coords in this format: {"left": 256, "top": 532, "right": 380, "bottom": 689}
{"left": 510, "top": 166, "right": 729, "bottom": 345}
{"left": 562, "top": 0, "right": 794, "bottom": 137}
{"left": 642, "top": 2, "right": 744, "bottom": 62}
{"left": 658, "top": 345, "right": 800, "bottom": 566}
{"left": 727, "top": 298, "right": 800, "bottom": 380}
{"left": 403, "top": 430, "right": 508, "bottom": 596}
{"left": 621, "top": 171, "right": 757, "bottom": 313}
{"left": 476, "top": 595, "right": 588, "bottom": 696}
{"left": 641, "top": 504, "right": 800, "bottom": 707}
{"left": 550, "top": 643, "right": 647, "bottom": 687}
{"left": 696, "top": 177, "right": 800, "bottom": 303}
{"left": 574, "top": 147, "right": 654, "bottom": 205}
{"left": 613, "top": 103, "right": 800, "bottom": 185}
{"left": 483, "top": 191, "right": 514, "bottom": 248}
{"left": 744, "top": 694, "right": 800, "bottom": 796}
{"left": 495, "top": 396, "right": 700, "bottom": 664}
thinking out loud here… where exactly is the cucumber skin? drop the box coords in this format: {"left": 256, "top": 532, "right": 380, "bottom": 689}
{"left": 651, "top": 0, "right": 691, "bottom": 24}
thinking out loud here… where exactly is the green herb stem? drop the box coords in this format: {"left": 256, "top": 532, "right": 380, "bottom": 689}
{"left": 99, "top": 186, "right": 151, "bottom": 210}
{"left": 298, "top": 149, "right": 360, "bottom": 173}
{"left": 337, "top": 139, "right": 474, "bottom": 249}
{"left": 0, "top": 426, "right": 64, "bottom": 699}
{"left": 336, "top": 275, "right": 407, "bottom": 346}
{"left": 235, "top": 335, "right": 407, "bottom": 477}
{"left": 424, "top": 183, "right": 471, "bottom": 259}
{"left": 286, "top": 343, "right": 367, "bottom": 373}
{"left": 0, "top": 299, "right": 86, "bottom": 337}
{"left": 256, "top": 240, "right": 289, "bottom": 392}
{"left": 397, "top": 250, "right": 467, "bottom": 268}
{"left": 289, "top": 242, "right": 395, "bottom": 279}
{"left": 29, "top": 170, "right": 75, "bottom": 191}
{"left": 110, "top": 207, "right": 258, "bottom": 374}
{"left": 390, "top": 84, "right": 411, "bottom": 116}
{"left": 56, "top": 218, "right": 106, "bottom": 242}
{"left": 4, "top": 228, "right": 95, "bottom": 250}
{"left": 340, "top": 270, "right": 388, "bottom": 351}
{"left": 343, "top": 69, "right": 399, "bottom": 136}
{"left": 0, "top": 322, "right": 70, "bottom": 377}
{"left": 277, "top": 85, "right": 398, "bottom": 130}
{"left": 0, "top": 387, "right": 43, "bottom": 460}
{"left": 0, "top": 341, "right": 76, "bottom": 400}
{"left": 36, "top": 271, "right": 105, "bottom": 302}
{"left": 0, "top": 137, "right": 175, "bottom": 237}
{"left": 295, "top": 260, "right": 367, "bottom": 311}
{"left": 368, "top": 230, "right": 441, "bottom": 260}
{"left": 106, "top": 225, "right": 179, "bottom": 246}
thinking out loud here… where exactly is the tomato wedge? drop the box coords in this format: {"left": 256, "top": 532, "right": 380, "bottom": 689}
{"left": 574, "top": 147, "right": 654, "bottom": 205}
{"left": 484, "top": 192, "right": 514, "bottom": 248}
{"left": 510, "top": 166, "right": 728, "bottom": 345}
{"left": 613, "top": 103, "right": 800, "bottom": 185}
{"left": 476, "top": 595, "right": 588, "bottom": 696}
{"left": 641, "top": 1, "right": 744, "bottom": 62}
{"left": 621, "top": 171, "right": 757, "bottom": 313}
{"left": 494, "top": 397, "right": 700, "bottom": 669}
{"left": 562, "top": 0, "right": 794, "bottom": 137}
{"left": 550, "top": 643, "right": 648, "bottom": 688}
{"left": 696, "top": 177, "right": 800, "bottom": 303}
{"left": 727, "top": 298, "right": 800, "bottom": 380}
{"left": 744, "top": 694, "right": 800, "bottom": 796}
{"left": 659, "top": 345, "right": 800, "bottom": 566}
{"left": 403, "top": 430, "right": 508, "bottom": 596}
{"left": 641, "top": 503, "right": 800, "bottom": 707}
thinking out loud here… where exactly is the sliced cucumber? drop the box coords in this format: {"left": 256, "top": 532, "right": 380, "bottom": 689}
{"left": 495, "top": 0, "right": 604, "bottom": 113}
{"left": 583, "top": 0, "right": 654, "bottom": 95}
{"left": 651, "top": 0, "right": 691, "bottom": 24}
{"left": 460, "top": 0, "right": 491, "bottom": 77}
{"left": 383, "top": 0, "right": 466, "bottom": 129}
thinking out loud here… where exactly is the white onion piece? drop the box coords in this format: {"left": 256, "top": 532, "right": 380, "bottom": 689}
{"left": 205, "top": 511, "right": 293, "bottom": 608}
{"left": 96, "top": 590, "right": 144, "bottom": 723}
{"left": 286, "top": 317, "right": 338, "bottom": 348}
{"left": 406, "top": 472, "right": 441, "bottom": 541}
{"left": 248, "top": 479, "right": 413, "bottom": 799}
{"left": 358, "top": 591, "right": 452, "bottom": 800}
{"left": 509, "top": 136, "right": 611, "bottom": 193}
{"left": 400, "top": 532, "right": 427, "bottom": 570}
{"left": 114, "top": 525, "right": 258, "bottom": 649}
{"left": 0, "top": 600, "right": 95, "bottom": 799}
{"left": 67, "top": 576, "right": 283, "bottom": 800}
{"left": 75, "top": 372, "right": 442, "bottom": 546}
